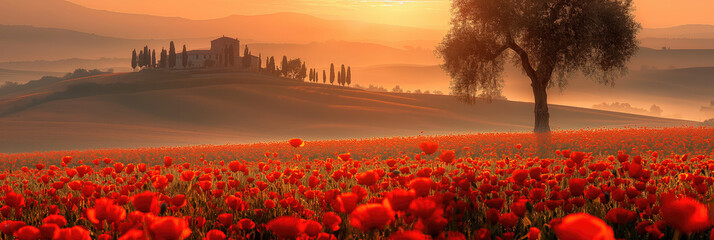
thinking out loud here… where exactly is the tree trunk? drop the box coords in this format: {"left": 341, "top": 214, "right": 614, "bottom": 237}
{"left": 532, "top": 81, "right": 551, "bottom": 133}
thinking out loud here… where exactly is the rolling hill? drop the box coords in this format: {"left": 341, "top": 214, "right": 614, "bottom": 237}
{"left": 0, "top": 71, "right": 695, "bottom": 153}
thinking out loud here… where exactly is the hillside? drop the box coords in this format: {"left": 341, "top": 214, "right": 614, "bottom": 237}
{"left": 0, "top": 71, "right": 694, "bottom": 153}
{"left": 0, "top": 68, "right": 63, "bottom": 84}
{"left": 0, "top": 0, "right": 443, "bottom": 43}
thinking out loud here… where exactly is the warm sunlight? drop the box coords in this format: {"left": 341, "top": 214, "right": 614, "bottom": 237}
{"left": 65, "top": 0, "right": 714, "bottom": 29}
{"left": 1, "top": 0, "right": 713, "bottom": 238}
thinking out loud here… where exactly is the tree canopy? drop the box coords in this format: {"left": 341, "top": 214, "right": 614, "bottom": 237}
{"left": 437, "top": 0, "right": 640, "bottom": 132}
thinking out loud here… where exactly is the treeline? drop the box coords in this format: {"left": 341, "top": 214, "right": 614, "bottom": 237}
{"left": 131, "top": 41, "right": 188, "bottom": 70}
{"left": 261, "top": 56, "right": 353, "bottom": 86}
{"left": 0, "top": 68, "right": 111, "bottom": 95}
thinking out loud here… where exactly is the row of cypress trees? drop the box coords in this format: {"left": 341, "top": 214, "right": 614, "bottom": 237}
{"left": 131, "top": 41, "right": 187, "bottom": 70}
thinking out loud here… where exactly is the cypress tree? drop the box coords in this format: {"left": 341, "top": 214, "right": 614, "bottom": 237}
{"left": 143, "top": 46, "right": 149, "bottom": 68}
{"left": 138, "top": 50, "right": 144, "bottom": 68}
{"left": 151, "top": 50, "right": 156, "bottom": 68}
{"left": 168, "top": 41, "right": 176, "bottom": 68}
{"left": 322, "top": 70, "right": 326, "bottom": 84}
{"left": 182, "top": 45, "right": 188, "bottom": 69}
{"left": 346, "top": 66, "right": 351, "bottom": 86}
{"left": 340, "top": 64, "right": 346, "bottom": 85}
{"left": 329, "top": 64, "right": 335, "bottom": 85}
{"left": 131, "top": 49, "right": 137, "bottom": 71}
{"left": 281, "top": 56, "right": 289, "bottom": 77}
{"left": 160, "top": 48, "right": 168, "bottom": 68}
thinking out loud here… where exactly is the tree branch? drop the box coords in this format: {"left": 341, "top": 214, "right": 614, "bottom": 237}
{"left": 507, "top": 40, "right": 538, "bottom": 83}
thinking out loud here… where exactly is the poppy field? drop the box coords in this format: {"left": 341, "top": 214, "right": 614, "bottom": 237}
{"left": 0, "top": 127, "right": 713, "bottom": 240}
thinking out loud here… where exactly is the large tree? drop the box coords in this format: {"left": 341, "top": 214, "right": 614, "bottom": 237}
{"left": 437, "top": 0, "right": 640, "bottom": 133}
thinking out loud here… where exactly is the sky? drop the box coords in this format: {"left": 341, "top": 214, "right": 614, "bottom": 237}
{"left": 65, "top": 0, "right": 714, "bottom": 30}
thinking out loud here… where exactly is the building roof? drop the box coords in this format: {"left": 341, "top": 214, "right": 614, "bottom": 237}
{"left": 211, "top": 36, "right": 239, "bottom": 43}
{"left": 186, "top": 50, "right": 213, "bottom": 55}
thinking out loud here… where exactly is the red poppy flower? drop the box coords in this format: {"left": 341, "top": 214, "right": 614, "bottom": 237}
{"left": 87, "top": 198, "right": 127, "bottom": 224}
{"left": 390, "top": 230, "right": 430, "bottom": 240}
{"left": 439, "top": 150, "right": 455, "bottom": 164}
{"left": 512, "top": 169, "right": 528, "bottom": 185}
{"left": 304, "top": 220, "right": 323, "bottom": 237}
{"left": 289, "top": 138, "right": 305, "bottom": 148}
{"left": 267, "top": 216, "right": 308, "bottom": 239}
{"left": 528, "top": 227, "right": 540, "bottom": 240}
{"left": 14, "top": 226, "right": 40, "bottom": 240}
{"left": 569, "top": 178, "right": 587, "bottom": 196}
{"left": 349, "top": 203, "right": 394, "bottom": 232}
{"left": 0, "top": 221, "right": 26, "bottom": 235}
{"left": 170, "top": 195, "right": 187, "bottom": 208}
{"left": 605, "top": 208, "right": 637, "bottom": 224}
{"left": 148, "top": 216, "right": 192, "bottom": 240}
{"left": 499, "top": 212, "right": 519, "bottom": 228}
{"left": 356, "top": 170, "right": 379, "bottom": 186}
{"left": 338, "top": 153, "right": 351, "bottom": 161}
{"left": 4, "top": 192, "right": 25, "bottom": 209}
{"left": 409, "top": 178, "right": 435, "bottom": 197}
{"left": 336, "top": 193, "right": 360, "bottom": 214}
{"left": 551, "top": 213, "right": 614, "bottom": 240}
{"left": 660, "top": 197, "right": 711, "bottom": 233}
{"left": 38, "top": 224, "right": 59, "bottom": 240}
{"left": 164, "top": 156, "right": 173, "bottom": 167}
{"left": 54, "top": 226, "right": 91, "bottom": 240}
{"left": 384, "top": 189, "right": 416, "bottom": 212}
{"left": 419, "top": 142, "right": 439, "bottom": 155}
{"left": 203, "top": 230, "right": 226, "bottom": 240}
{"left": 42, "top": 215, "right": 67, "bottom": 228}
{"left": 322, "top": 212, "right": 342, "bottom": 232}
{"left": 217, "top": 214, "right": 233, "bottom": 228}
{"left": 409, "top": 197, "right": 438, "bottom": 219}
{"left": 131, "top": 191, "right": 159, "bottom": 214}
{"left": 238, "top": 218, "right": 255, "bottom": 231}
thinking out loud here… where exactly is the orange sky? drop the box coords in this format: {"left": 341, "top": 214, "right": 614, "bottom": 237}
{"left": 66, "top": 0, "right": 714, "bottom": 29}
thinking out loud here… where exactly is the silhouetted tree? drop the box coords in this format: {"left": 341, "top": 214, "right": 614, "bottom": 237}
{"left": 168, "top": 41, "right": 176, "bottom": 68}
{"left": 299, "top": 62, "right": 307, "bottom": 81}
{"left": 392, "top": 85, "right": 403, "bottom": 93}
{"left": 268, "top": 56, "right": 275, "bottom": 74}
{"left": 143, "top": 46, "right": 150, "bottom": 68}
{"left": 131, "top": 49, "right": 137, "bottom": 71}
{"left": 309, "top": 69, "right": 314, "bottom": 82}
{"left": 346, "top": 66, "right": 351, "bottom": 86}
{"left": 338, "top": 71, "right": 342, "bottom": 86}
{"left": 151, "top": 50, "right": 156, "bottom": 68}
{"left": 322, "top": 70, "right": 326, "bottom": 84}
{"left": 138, "top": 50, "right": 144, "bottom": 68}
{"left": 281, "top": 56, "right": 289, "bottom": 77}
{"left": 258, "top": 54, "right": 262, "bottom": 71}
{"left": 329, "top": 64, "right": 335, "bottom": 85}
{"left": 243, "top": 46, "right": 251, "bottom": 68}
{"left": 160, "top": 48, "right": 168, "bottom": 68}
{"left": 437, "top": 0, "right": 640, "bottom": 133}
{"left": 340, "top": 64, "right": 346, "bottom": 86}
{"left": 182, "top": 45, "right": 188, "bottom": 69}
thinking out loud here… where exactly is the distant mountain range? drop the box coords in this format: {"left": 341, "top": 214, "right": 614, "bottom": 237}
{"left": 0, "top": 0, "right": 444, "bottom": 43}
